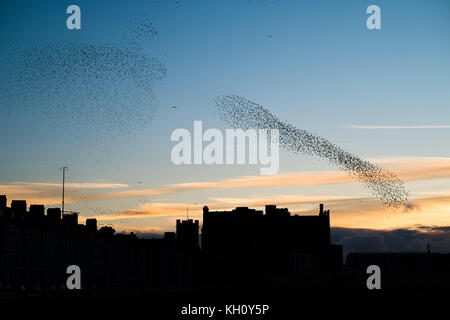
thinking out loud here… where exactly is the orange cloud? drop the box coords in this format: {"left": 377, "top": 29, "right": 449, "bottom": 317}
{"left": 114, "top": 225, "right": 161, "bottom": 233}
{"left": 373, "top": 157, "right": 450, "bottom": 182}
{"left": 0, "top": 182, "right": 129, "bottom": 205}
{"left": 69, "top": 157, "right": 450, "bottom": 203}
{"left": 304, "top": 194, "right": 450, "bottom": 230}
{"left": 3, "top": 157, "right": 450, "bottom": 210}
{"left": 87, "top": 191, "right": 450, "bottom": 231}
{"left": 87, "top": 202, "right": 204, "bottom": 221}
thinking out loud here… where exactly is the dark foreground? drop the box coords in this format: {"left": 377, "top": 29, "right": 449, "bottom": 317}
{"left": 1, "top": 279, "right": 448, "bottom": 318}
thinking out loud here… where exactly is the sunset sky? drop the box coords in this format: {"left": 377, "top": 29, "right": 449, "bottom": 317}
{"left": 0, "top": 0, "right": 449, "bottom": 236}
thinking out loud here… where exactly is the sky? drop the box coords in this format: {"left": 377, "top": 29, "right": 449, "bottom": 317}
{"left": 0, "top": 0, "right": 449, "bottom": 239}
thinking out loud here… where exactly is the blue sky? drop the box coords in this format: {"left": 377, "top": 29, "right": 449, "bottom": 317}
{"left": 0, "top": 0, "right": 449, "bottom": 233}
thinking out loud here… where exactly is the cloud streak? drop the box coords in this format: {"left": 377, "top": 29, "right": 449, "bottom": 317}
{"left": 2, "top": 157, "right": 450, "bottom": 206}
{"left": 0, "top": 182, "right": 128, "bottom": 189}
{"left": 71, "top": 157, "right": 450, "bottom": 203}
{"left": 87, "top": 192, "right": 450, "bottom": 235}
{"left": 332, "top": 226, "right": 450, "bottom": 260}
{"left": 0, "top": 181, "right": 129, "bottom": 205}
{"left": 348, "top": 125, "right": 450, "bottom": 129}
{"left": 88, "top": 202, "right": 205, "bottom": 221}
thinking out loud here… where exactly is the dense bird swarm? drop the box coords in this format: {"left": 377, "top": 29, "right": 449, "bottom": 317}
{"left": 215, "top": 95, "right": 408, "bottom": 208}
{"left": 0, "top": 20, "right": 165, "bottom": 136}
{"left": 120, "top": 18, "right": 159, "bottom": 47}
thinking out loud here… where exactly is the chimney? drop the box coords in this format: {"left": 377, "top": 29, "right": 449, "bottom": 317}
{"left": 265, "top": 205, "right": 276, "bottom": 215}
{"left": 11, "top": 200, "right": 27, "bottom": 221}
{"left": 30, "top": 204, "right": 45, "bottom": 222}
{"left": 0, "top": 195, "right": 6, "bottom": 210}
{"left": 86, "top": 218, "right": 97, "bottom": 233}
{"left": 63, "top": 212, "right": 78, "bottom": 227}
{"left": 11, "top": 200, "right": 26, "bottom": 213}
{"left": 47, "top": 208, "right": 61, "bottom": 223}
{"left": 319, "top": 203, "right": 324, "bottom": 215}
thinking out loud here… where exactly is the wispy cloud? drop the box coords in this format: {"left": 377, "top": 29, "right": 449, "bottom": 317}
{"left": 0, "top": 182, "right": 129, "bottom": 205}
{"left": 87, "top": 202, "right": 204, "bottom": 221}
{"left": 3, "top": 182, "right": 129, "bottom": 189}
{"left": 372, "top": 157, "right": 450, "bottom": 181}
{"left": 69, "top": 157, "right": 450, "bottom": 203}
{"left": 348, "top": 125, "right": 450, "bottom": 129}
{"left": 209, "top": 194, "right": 355, "bottom": 207}
{"left": 87, "top": 191, "right": 450, "bottom": 231}
{"left": 3, "top": 157, "right": 450, "bottom": 206}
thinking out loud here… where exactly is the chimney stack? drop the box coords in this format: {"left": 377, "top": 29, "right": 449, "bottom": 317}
{"left": 11, "top": 200, "right": 27, "bottom": 221}
{"left": 265, "top": 205, "right": 276, "bottom": 215}
{"left": 86, "top": 218, "right": 97, "bottom": 233}
{"left": 0, "top": 195, "right": 6, "bottom": 210}
{"left": 63, "top": 212, "right": 78, "bottom": 228}
{"left": 30, "top": 204, "right": 45, "bottom": 222}
{"left": 47, "top": 208, "right": 62, "bottom": 223}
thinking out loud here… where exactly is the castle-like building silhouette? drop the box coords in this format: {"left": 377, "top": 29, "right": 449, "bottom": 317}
{"left": 0, "top": 194, "right": 449, "bottom": 293}
{"left": 201, "top": 204, "right": 342, "bottom": 284}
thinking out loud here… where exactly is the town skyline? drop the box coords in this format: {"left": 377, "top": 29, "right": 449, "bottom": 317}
{"left": 1, "top": 0, "right": 449, "bottom": 236}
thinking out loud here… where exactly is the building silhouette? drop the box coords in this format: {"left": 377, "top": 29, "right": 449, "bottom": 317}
{"left": 201, "top": 204, "right": 342, "bottom": 285}
{"left": 0, "top": 193, "right": 449, "bottom": 294}
{"left": 0, "top": 195, "right": 195, "bottom": 291}
{"left": 176, "top": 219, "right": 199, "bottom": 250}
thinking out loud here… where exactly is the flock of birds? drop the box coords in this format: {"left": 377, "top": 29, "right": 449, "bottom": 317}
{"left": 0, "top": 19, "right": 165, "bottom": 137}
{"left": 0, "top": 5, "right": 408, "bottom": 209}
{"left": 215, "top": 95, "right": 409, "bottom": 208}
